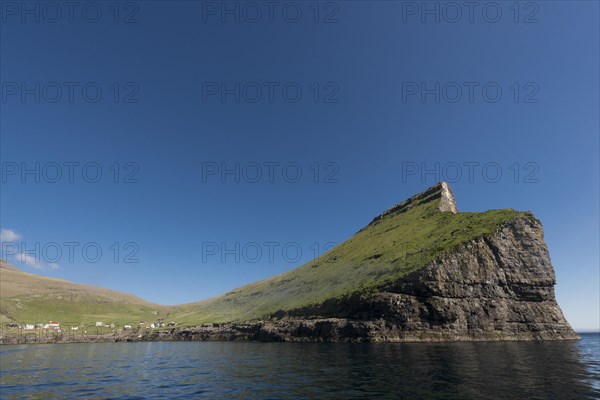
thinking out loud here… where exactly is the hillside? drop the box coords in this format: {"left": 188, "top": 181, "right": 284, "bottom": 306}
{"left": 0, "top": 259, "right": 164, "bottom": 326}
{"left": 170, "top": 182, "right": 523, "bottom": 324}
{"left": 1, "top": 182, "right": 576, "bottom": 342}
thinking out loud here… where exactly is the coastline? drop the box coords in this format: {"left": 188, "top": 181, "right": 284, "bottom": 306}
{"left": 0, "top": 318, "right": 581, "bottom": 345}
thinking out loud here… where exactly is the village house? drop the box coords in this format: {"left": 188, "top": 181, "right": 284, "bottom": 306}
{"left": 95, "top": 322, "right": 104, "bottom": 327}
{"left": 23, "top": 324, "right": 35, "bottom": 330}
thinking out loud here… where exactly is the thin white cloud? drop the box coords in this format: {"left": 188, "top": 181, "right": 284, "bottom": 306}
{"left": 15, "top": 253, "right": 43, "bottom": 269}
{"left": 0, "top": 229, "right": 22, "bottom": 242}
{"left": 3, "top": 229, "right": 59, "bottom": 271}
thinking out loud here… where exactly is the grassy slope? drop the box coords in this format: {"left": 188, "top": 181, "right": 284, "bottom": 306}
{"left": 171, "top": 189, "right": 524, "bottom": 324}
{"left": 0, "top": 260, "right": 164, "bottom": 326}
{"left": 0, "top": 184, "right": 527, "bottom": 327}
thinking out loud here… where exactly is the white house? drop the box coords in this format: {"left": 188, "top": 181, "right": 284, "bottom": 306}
{"left": 24, "top": 324, "right": 35, "bottom": 330}
{"left": 95, "top": 322, "right": 104, "bottom": 327}
{"left": 71, "top": 326, "right": 79, "bottom": 331}
{"left": 124, "top": 325, "right": 132, "bottom": 329}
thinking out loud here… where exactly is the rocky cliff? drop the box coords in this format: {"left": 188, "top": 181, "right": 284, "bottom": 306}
{"left": 258, "top": 213, "right": 576, "bottom": 341}
{"left": 163, "top": 184, "right": 577, "bottom": 342}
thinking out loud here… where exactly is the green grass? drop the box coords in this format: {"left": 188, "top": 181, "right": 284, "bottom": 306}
{"left": 0, "top": 259, "right": 165, "bottom": 326}
{"left": 0, "top": 294, "right": 162, "bottom": 326}
{"left": 170, "top": 193, "right": 524, "bottom": 324}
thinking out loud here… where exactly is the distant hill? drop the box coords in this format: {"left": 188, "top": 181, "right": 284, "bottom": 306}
{"left": 0, "top": 259, "right": 163, "bottom": 326}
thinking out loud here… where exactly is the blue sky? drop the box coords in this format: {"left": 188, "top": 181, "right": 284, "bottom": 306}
{"left": 0, "top": 1, "right": 598, "bottom": 331}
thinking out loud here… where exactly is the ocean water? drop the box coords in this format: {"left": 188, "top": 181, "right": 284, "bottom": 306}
{"left": 1, "top": 333, "right": 598, "bottom": 399}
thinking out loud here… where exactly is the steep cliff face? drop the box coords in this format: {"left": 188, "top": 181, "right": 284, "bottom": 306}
{"left": 345, "top": 214, "right": 577, "bottom": 341}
